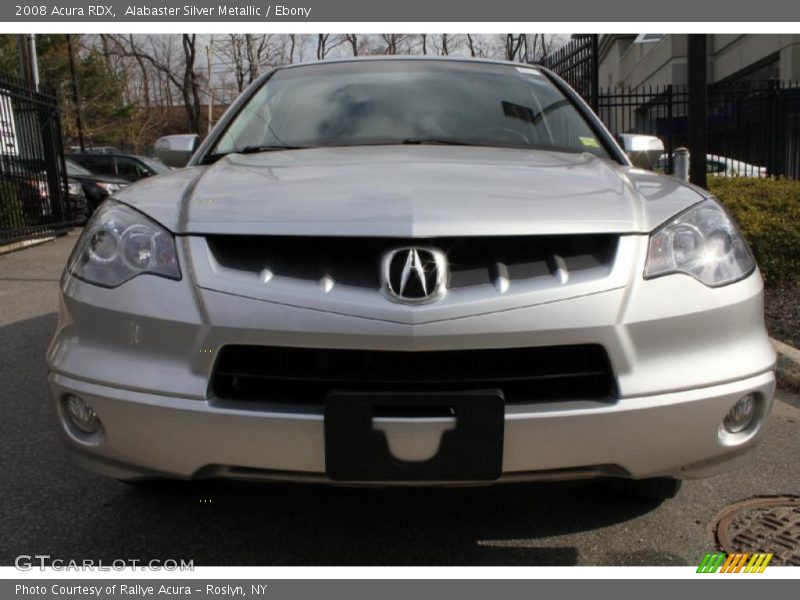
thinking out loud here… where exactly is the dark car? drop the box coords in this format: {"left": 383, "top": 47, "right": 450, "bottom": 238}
{"left": 0, "top": 156, "right": 53, "bottom": 227}
{"left": 64, "top": 159, "right": 128, "bottom": 211}
{"left": 65, "top": 178, "right": 89, "bottom": 225}
{"left": 67, "top": 152, "right": 172, "bottom": 183}
{"left": 1, "top": 156, "right": 91, "bottom": 228}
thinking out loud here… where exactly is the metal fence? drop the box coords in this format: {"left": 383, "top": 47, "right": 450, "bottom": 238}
{"left": 597, "top": 80, "right": 800, "bottom": 179}
{"left": 0, "top": 75, "right": 71, "bottom": 246}
{"left": 540, "top": 35, "right": 599, "bottom": 110}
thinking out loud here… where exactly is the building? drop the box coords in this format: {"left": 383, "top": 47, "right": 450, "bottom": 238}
{"left": 599, "top": 34, "right": 800, "bottom": 89}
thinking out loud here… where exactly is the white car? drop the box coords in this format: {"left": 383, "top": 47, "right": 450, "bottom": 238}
{"left": 656, "top": 153, "right": 767, "bottom": 177}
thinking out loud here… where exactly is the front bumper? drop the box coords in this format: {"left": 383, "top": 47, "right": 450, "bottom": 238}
{"left": 50, "top": 369, "right": 775, "bottom": 484}
{"left": 48, "top": 234, "right": 778, "bottom": 484}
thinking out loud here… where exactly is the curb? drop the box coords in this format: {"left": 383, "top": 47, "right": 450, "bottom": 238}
{"left": 0, "top": 235, "right": 56, "bottom": 256}
{"left": 772, "top": 338, "right": 800, "bottom": 387}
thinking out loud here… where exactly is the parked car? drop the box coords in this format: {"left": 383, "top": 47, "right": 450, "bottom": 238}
{"left": 49, "top": 58, "right": 775, "bottom": 500}
{"left": 0, "top": 156, "right": 54, "bottom": 226}
{"left": 64, "top": 159, "right": 128, "bottom": 211}
{"left": 68, "top": 145, "right": 119, "bottom": 154}
{"left": 655, "top": 153, "right": 768, "bottom": 177}
{"left": 1, "top": 156, "right": 91, "bottom": 227}
{"left": 65, "top": 178, "right": 89, "bottom": 225}
{"left": 67, "top": 152, "right": 171, "bottom": 183}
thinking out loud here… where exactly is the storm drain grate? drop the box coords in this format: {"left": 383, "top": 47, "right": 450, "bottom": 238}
{"left": 714, "top": 497, "right": 800, "bottom": 566}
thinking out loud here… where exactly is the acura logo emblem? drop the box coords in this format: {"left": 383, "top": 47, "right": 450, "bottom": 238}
{"left": 381, "top": 247, "right": 447, "bottom": 304}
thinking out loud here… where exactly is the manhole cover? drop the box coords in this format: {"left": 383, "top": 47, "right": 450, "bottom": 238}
{"left": 714, "top": 496, "right": 800, "bottom": 566}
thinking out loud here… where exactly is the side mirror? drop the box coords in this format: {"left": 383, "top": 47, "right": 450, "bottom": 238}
{"left": 153, "top": 134, "right": 202, "bottom": 169}
{"left": 618, "top": 134, "right": 665, "bottom": 170}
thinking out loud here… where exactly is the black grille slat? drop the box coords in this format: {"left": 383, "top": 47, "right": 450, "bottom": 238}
{"left": 212, "top": 370, "right": 609, "bottom": 385}
{"left": 211, "top": 345, "right": 616, "bottom": 404}
{"left": 206, "top": 235, "right": 618, "bottom": 290}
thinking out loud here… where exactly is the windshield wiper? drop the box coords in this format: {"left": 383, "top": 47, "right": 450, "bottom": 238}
{"left": 239, "top": 144, "right": 309, "bottom": 153}
{"left": 199, "top": 144, "right": 308, "bottom": 165}
{"left": 400, "top": 138, "right": 481, "bottom": 146}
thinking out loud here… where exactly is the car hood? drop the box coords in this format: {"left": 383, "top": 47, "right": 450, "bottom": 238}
{"left": 115, "top": 145, "right": 708, "bottom": 236}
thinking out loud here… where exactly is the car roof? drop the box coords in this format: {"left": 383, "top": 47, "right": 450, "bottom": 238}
{"left": 68, "top": 152, "right": 154, "bottom": 160}
{"left": 274, "top": 55, "right": 548, "bottom": 74}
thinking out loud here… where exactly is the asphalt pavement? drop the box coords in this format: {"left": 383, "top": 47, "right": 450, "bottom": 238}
{"left": 1, "top": 231, "right": 799, "bottom": 566}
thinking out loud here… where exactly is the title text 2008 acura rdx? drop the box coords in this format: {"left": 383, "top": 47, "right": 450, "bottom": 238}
{"left": 47, "top": 58, "right": 776, "bottom": 499}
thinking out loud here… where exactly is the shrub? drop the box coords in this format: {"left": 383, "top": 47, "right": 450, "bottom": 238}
{"left": 0, "top": 182, "right": 28, "bottom": 236}
{"left": 709, "top": 177, "right": 800, "bottom": 286}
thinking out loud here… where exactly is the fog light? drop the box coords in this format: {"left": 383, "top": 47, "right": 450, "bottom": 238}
{"left": 723, "top": 394, "right": 757, "bottom": 433}
{"left": 63, "top": 394, "right": 103, "bottom": 435}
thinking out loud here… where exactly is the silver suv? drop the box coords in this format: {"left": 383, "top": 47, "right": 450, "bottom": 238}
{"left": 48, "top": 58, "right": 776, "bottom": 499}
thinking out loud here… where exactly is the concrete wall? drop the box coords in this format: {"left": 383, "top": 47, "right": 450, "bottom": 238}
{"left": 598, "top": 35, "right": 635, "bottom": 88}
{"left": 599, "top": 34, "right": 800, "bottom": 90}
{"left": 781, "top": 40, "right": 800, "bottom": 80}
{"left": 710, "top": 34, "right": 800, "bottom": 81}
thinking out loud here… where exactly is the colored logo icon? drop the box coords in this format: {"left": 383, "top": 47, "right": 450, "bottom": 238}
{"left": 697, "top": 552, "right": 773, "bottom": 573}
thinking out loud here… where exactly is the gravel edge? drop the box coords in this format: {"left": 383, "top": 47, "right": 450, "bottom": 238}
{"left": 773, "top": 338, "right": 800, "bottom": 388}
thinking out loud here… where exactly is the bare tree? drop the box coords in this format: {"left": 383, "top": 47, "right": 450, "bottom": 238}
{"left": 500, "top": 34, "right": 559, "bottom": 64}
{"left": 316, "top": 34, "right": 327, "bottom": 60}
{"left": 504, "top": 34, "right": 525, "bottom": 62}
{"left": 380, "top": 34, "right": 406, "bottom": 55}
{"left": 466, "top": 34, "right": 477, "bottom": 57}
{"left": 316, "top": 34, "right": 346, "bottom": 60}
{"left": 245, "top": 34, "right": 270, "bottom": 81}
{"left": 218, "top": 34, "right": 247, "bottom": 92}
{"left": 215, "top": 34, "right": 275, "bottom": 93}
{"left": 465, "top": 34, "right": 495, "bottom": 58}
{"left": 344, "top": 34, "right": 358, "bottom": 56}
{"left": 104, "top": 34, "right": 204, "bottom": 133}
{"left": 432, "top": 34, "right": 463, "bottom": 56}
{"left": 180, "top": 35, "right": 202, "bottom": 133}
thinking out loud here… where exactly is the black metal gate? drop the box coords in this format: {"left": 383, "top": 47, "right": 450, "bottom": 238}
{"left": 0, "top": 75, "right": 71, "bottom": 246}
{"left": 540, "top": 34, "right": 599, "bottom": 110}
{"left": 597, "top": 81, "right": 800, "bottom": 179}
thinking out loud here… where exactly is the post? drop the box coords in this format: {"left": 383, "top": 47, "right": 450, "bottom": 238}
{"left": 767, "top": 79, "right": 778, "bottom": 177}
{"left": 66, "top": 34, "right": 85, "bottom": 153}
{"left": 674, "top": 147, "right": 690, "bottom": 181}
{"left": 590, "top": 34, "right": 599, "bottom": 112}
{"left": 687, "top": 34, "right": 707, "bottom": 188}
{"left": 17, "top": 35, "right": 31, "bottom": 83}
{"left": 666, "top": 84, "right": 674, "bottom": 173}
{"left": 26, "top": 34, "right": 39, "bottom": 91}
{"left": 206, "top": 39, "right": 213, "bottom": 134}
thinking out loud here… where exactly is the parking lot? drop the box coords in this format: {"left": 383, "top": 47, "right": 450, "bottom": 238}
{"left": 1, "top": 231, "right": 799, "bottom": 566}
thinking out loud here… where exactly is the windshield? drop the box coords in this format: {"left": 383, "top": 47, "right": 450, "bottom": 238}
{"left": 206, "top": 60, "right": 610, "bottom": 160}
{"left": 65, "top": 159, "right": 92, "bottom": 176}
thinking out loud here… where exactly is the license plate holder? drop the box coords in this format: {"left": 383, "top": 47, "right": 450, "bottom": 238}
{"left": 324, "top": 390, "right": 504, "bottom": 482}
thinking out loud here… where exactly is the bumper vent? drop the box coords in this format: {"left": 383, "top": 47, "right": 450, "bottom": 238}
{"left": 211, "top": 344, "right": 616, "bottom": 405}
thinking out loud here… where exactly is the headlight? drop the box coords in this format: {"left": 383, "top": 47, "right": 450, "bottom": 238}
{"left": 644, "top": 199, "right": 755, "bottom": 287}
{"left": 67, "top": 182, "right": 82, "bottom": 195}
{"left": 68, "top": 201, "right": 181, "bottom": 288}
{"left": 97, "top": 182, "right": 124, "bottom": 194}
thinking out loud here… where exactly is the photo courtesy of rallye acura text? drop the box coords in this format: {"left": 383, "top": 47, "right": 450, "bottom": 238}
{"left": 47, "top": 57, "right": 776, "bottom": 500}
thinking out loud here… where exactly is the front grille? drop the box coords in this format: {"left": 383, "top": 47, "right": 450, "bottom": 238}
{"left": 206, "top": 234, "right": 618, "bottom": 290}
{"left": 211, "top": 344, "right": 616, "bottom": 405}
